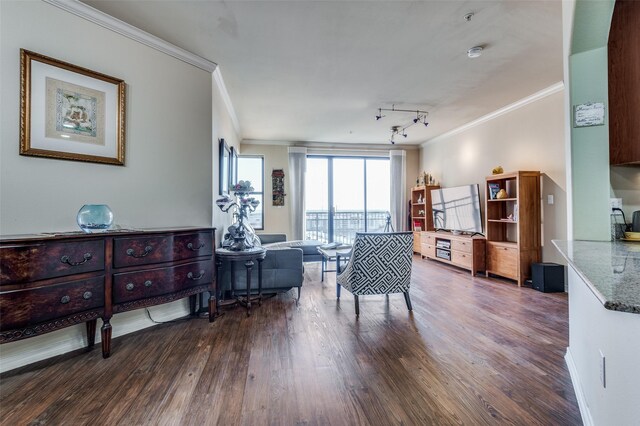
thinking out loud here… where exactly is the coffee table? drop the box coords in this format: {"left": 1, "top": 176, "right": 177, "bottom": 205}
{"left": 317, "top": 245, "right": 352, "bottom": 282}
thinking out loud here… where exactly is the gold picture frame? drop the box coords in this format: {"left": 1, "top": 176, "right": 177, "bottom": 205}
{"left": 20, "top": 49, "right": 126, "bottom": 165}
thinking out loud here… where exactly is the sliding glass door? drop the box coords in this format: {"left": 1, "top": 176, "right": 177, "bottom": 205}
{"left": 305, "top": 156, "right": 390, "bottom": 244}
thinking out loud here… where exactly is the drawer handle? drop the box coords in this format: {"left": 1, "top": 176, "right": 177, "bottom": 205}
{"left": 187, "top": 241, "right": 205, "bottom": 251}
{"left": 126, "top": 245, "right": 153, "bottom": 258}
{"left": 126, "top": 283, "right": 135, "bottom": 291}
{"left": 83, "top": 291, "right": 92, "bottom": 300}
{"left": 61, "top": 295, "right": 70, "bottom": 304}
{"left": 144, "top": 280, "right": 153, "bottom": 287}
{"left": 60, "top": 253, "right": 92, "bottom": 266}
{"left": 187, "top": 270, "right": 205, "bottom": 280}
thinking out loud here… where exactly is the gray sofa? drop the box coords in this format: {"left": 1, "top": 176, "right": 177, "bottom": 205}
{"left": 218, "top": 234, "right": 321, "bottom": 301}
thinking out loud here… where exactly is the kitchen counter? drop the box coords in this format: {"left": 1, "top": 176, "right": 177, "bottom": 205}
{"left": 553, "top": 239, "right": 640, "bottom": 314}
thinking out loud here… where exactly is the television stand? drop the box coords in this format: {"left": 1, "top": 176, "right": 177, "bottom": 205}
{"left": 419, "top": 231, "right": 486, "bottom": 276}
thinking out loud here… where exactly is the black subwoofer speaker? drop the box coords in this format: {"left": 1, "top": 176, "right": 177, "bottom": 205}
{"left": 531, "top": 263, "right": 565, "bottom": 293}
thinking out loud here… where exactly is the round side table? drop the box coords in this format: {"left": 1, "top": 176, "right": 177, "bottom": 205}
{"left": 215, "top": 247, "right": 267, "bottom": 316}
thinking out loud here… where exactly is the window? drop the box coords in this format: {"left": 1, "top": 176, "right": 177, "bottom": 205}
{"left": 237, "top": 156, "right": 264, "bottom": 230}
{"left": 305, "top": 156, "right": 390, "bottom": 244}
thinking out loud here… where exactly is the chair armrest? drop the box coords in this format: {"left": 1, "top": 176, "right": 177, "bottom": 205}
{"left": 257, "top": 233, "right": 287, "bottom": 244}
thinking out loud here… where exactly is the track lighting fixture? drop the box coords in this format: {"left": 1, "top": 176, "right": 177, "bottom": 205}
{"left": 376, "top": 104, "right": 429, "bottom": 144}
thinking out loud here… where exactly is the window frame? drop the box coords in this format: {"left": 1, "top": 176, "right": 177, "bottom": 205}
{"left": 237, "top": 155, "right": 265, "bottom": 230}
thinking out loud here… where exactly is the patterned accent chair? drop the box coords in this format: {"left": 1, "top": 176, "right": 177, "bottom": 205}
{"left": 336, "top": 232, "right": 414, "bottom": 315}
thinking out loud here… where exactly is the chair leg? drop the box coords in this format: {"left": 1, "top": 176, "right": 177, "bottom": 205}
{"left": 336, "top": 283, "right": 341, "bottom": 299}
{"left": 354, "top": 295, "right": 359, "bottom": 316}
{"left": 404, "top": 291, "right": 413, "bottom": 311}
{"left": 297, "top": 287, "right": 301, "bottom": 304}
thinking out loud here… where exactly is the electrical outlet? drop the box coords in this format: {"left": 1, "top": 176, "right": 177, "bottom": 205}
{"left": 610, "top": 198, "right": 623, "bottom": 213}
{"left": 547, "top": 194, "right": 554, "bottom": 205}
{"left": 600, "top": 350, "right": 606, "bottom": 388}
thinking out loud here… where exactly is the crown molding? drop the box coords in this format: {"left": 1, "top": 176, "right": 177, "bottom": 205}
{"left": 42, "top": 0, "right": 217, "bottom": 72}
{"left": 213, "top": 68, "right": 241, "bottom": 135}
{"left": 421, "top": 81, "right": 565, "bottom": 147}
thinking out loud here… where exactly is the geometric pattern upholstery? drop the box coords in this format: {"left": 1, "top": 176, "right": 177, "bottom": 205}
{"left": 336, "top": 232, "right": 413, "bottom": 296}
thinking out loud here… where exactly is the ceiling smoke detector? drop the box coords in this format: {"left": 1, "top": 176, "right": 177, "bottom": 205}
{"left": 467, "top": 46, "right": 483, "bottom": 58}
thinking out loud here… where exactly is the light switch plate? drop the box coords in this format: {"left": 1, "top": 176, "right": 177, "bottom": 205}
{"left": 547, "top": 195, "right": 554, "bottom": 205}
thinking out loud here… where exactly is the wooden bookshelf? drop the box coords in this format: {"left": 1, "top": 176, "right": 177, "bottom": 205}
{"left": 410, "top": 185, "right": 439, "bottom": 253}
{"left": 485, "top": 171, "right": 541, "bottom": 286}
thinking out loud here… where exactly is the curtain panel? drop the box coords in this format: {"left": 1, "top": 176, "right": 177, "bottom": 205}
{"left": 389, "top": 150, "right": 407, "bottom": 232}
{"left": 288, "top": 147, "right": 307, "bottom": 240}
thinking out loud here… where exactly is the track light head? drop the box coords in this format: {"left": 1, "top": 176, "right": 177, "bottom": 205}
{"left": 424, "top": 122, "right": 429, "bottom": 127}
{"left": 413, "top": 118, "right": 419, "bottom": 124}
{"left": 376, "top": 115, "right": 382, "bottom": 120}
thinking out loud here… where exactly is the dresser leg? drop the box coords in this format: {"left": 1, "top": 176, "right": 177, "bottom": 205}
{"left": 101, "top": 319, "right": 112, "bottom": 358}
{"left": 86, "top": 319, "right": 97, "bottom": 349}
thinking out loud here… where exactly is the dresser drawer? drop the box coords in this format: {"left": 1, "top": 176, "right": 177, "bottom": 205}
{"left": 0, "top": 276, "right": 104, "bottom": 330}
{"left": 173, "top": 232, "right": 214, "bottom": 260}
{"left": 421, "top": 243, "right": 435, "bottom": 258}
{"left": 1, "top": 240, "right": 105, "bottom": 285}
{"left": 112, "top": 260, "right": 213, "bottom": 304}
{"left": 487, "top": 243, "right": 518, "bottom": 279}
{"left": 451, "top": 239, "right": 472, "bottom": 254}
{"left": 113, "top": 232, "right": 213, "bottom": 268}
{"left": 422, "top": 233, "right": 435, "bottom": 245}
{"left": 452, "top": 251, "right": 473, "bottom": 269}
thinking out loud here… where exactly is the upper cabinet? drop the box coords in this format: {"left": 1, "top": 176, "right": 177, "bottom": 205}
{"left": 608, "top": 0, "right": 640, "bottom": 166}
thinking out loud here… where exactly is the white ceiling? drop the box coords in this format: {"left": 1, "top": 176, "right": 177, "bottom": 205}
{"left": 83, "top": 0, "right": 563, "bottom": 146}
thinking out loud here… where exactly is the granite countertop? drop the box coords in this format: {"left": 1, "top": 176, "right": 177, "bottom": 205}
{"left": 553, "top": 240, "right": 640, "bottom": 314}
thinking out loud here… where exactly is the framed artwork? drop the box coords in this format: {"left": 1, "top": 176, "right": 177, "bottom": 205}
{"left": 573, "top": 102, "right": 605, "bottom": 127}
{"left": 20, "top": 49, "right": 126, "bottom": 165}
{"left": 272, "top": 169, "right": 285, "bottom": 206}
{"left": 219, "top": 139, "right": 230, "bottom": 196}
{"left": 488, "top": 183, "right": 500, "bottom": 200}
{"left": 229, "top": 146, "right": 238, "bottom": 187}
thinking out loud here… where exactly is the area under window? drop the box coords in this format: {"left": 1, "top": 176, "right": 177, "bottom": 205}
{"left": 237, "top": 156, "right": 264, "bottom": 230}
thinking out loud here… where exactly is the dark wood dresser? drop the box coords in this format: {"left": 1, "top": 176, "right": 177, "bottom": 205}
{"left": 0, "top": 227, "right": 216, "bottom": 359}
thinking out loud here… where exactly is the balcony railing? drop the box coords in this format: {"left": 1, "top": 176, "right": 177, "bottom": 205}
{"left": 305, "top": 210, "right": 389, "bottom": 244}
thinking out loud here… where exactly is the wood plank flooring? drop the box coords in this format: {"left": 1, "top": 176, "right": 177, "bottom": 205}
{"left": 0, "top": 256, "right": 581, "bottom": 425}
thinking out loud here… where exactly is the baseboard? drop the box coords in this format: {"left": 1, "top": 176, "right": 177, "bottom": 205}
{"left": 565, "top": 347, "right": 593, "bottom": 426}
{"left": 0, "top": 300, "right": 190, "bottom": 373}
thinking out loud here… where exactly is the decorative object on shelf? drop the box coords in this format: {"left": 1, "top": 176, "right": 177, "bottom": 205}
{"left": 216, "top": 180, "right": 261, "bottom": 251}
{"left": 496, "top": 189, "right": 508, "bottom": 199}
{"left": 20, "top": 49, "right": 126, "bottom": 166}
{"left": 76, "top": 204, "right": 114, "bottom": 233}
{"left": 219, "top": 139, "right": 230, "bottom": 196}
{"left": 417, "top": 194, "right": 424, "bottom": 204}
{"left": 492, "top": 166, "right": 504, "bottom": 175}
{"left": 418, "top": 209, "right": 425, "bottom": 216}
{"left": 272, "top": 169, "right": 286, "bottom": 206}
{"left": 375, "top": 104, "right": 429, "bottom": 144}
{"left": 488, "top": 183, "right": 500, "bottom": 199}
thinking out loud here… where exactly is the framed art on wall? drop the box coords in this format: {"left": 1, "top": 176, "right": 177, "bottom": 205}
{"left": 230, "top": 146, "right": 238, "bottom": 187}
{"left": 20, "top": 49, "right": 126, "bottom": 165}
{"left": 219, "top": 138, "right": 230, "bottom": 196}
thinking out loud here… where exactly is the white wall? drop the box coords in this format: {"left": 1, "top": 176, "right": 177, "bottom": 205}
{"left": 566, "top": 266, "right": 640, "bottom": 425}
{"left": 419, "top": 89, "right": 567, "bottom": 265}
{"left": 0, "top": 1, "right": 237, "bottom": 372}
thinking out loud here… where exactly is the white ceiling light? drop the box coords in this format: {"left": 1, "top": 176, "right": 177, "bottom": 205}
{"left": 467, "top": 46, "right": 483, "bottom": 58}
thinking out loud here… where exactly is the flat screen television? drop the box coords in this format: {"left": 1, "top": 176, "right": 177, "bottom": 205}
{"left": 431, "top": 184, "right": 483, "bottom": 234}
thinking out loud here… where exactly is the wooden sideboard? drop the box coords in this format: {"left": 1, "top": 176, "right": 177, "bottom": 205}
{"left": 420, "top": 231, "right": 486, "bottom": 276}
{"left": 0, "top": 227, "right": 216, "bottom": 358}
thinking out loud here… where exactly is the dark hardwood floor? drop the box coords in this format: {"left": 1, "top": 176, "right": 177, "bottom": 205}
{"left": 0, "top": 256, "right": 581, "bottom": 425}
